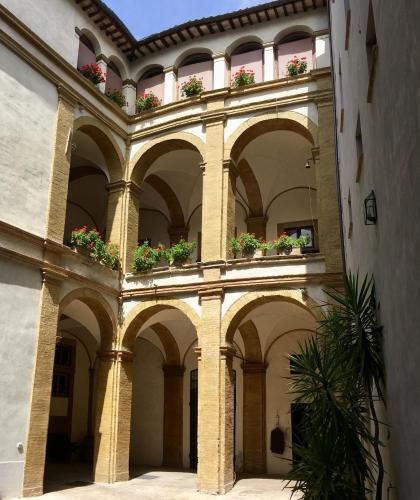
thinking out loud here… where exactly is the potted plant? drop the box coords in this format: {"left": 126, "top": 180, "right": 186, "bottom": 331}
{"left": 259, "top": 240, "right": 273, "bottom": 257}
{"left": 180, "top": 75, "right": 204, "bottom": 97}
{"left": 286, "top": 56, "right": 308, "bottom": 77}
{"left": 164, "top": 239, "right": 196, "bottom": 266}
{"left": 78, "top": 63, "right": 105, "bottom": 85}
{"left": 231, "top": 66, "right": 255, "bottom": 88}
{"left": 135, "top": 92, "right": 161, "bottom": 113}
{"left": 272, "top": 232, "right": 294, "bottom": 255}
{"left": 230, "top": 232, "right": 260, "bottom": 258}
{"left": 106, "top": 88, "right": 126, "bottom": 107}
{"left": 292, "top": 234, "right": 310, "bottom": 254}
{"left": 133, "top": 241, "right": 162, "bottom": 272}
{"left": 70, "top": 226, "right": 120, "bottom": 269}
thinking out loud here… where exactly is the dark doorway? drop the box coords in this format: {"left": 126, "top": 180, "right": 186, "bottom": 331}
{"left": 291, "top": 402, "right": 306, "bottom": 464}
{"left": 189, "top": 369, "right": 198, "bottom": 469}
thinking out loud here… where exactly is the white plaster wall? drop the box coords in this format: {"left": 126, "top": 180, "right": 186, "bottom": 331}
{"left": 330, "top": 2, "right": 420, "bottom": 497}
{"left": 0, "top": 44, "right": 57, "bottom": 237}
{"left": 0, "top": 260, "right": 41, "bottom": 498}
{"left": 130, "top": 339, "right": 164, "bottom": 466}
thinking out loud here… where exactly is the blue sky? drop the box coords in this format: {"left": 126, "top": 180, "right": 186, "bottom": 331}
{"left": 104, "top": 0, "right": 269, "bottom": 39}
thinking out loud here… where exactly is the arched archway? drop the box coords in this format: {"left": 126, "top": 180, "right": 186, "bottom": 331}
{"left": 127, "top": 135, "right": 205, "bottom": 262}
{"left": 64, "top": 117, "right": 124, "bottom": 245}
{"left": 122, "top": 299, "right": 200, "bottom": 473}
{"left": 221, "top": 289, "right": 319, "bottom": 475}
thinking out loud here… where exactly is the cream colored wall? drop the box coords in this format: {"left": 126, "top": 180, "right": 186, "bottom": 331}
{"left": 130, "top": 338, "right": 164, "bottom": 466}
{"left": 265, "top": 330, "right": 312, "bottom": 475}
{"left": 0, "top": 44, "right": 57, "bottom": 237}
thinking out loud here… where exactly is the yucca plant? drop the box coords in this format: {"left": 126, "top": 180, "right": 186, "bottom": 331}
{"left": 287, "top": 273, "right": 385, "bottom": 500}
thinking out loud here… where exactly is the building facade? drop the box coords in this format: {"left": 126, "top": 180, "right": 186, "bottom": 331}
{"left": 330, "top": 0, "right": 420, "bottom": 499}
{"left": 0, "top": 0, "right": 343, "bottom": 497}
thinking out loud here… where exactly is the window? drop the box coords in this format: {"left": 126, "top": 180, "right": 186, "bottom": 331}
{"left": 55, "top": 342, "right": 73, "bottom": 367}
{"left": 52, "top": 372, "right": 71, "bottom": 397}
{"left": 344, "top": 0, "right": 351, "bottom": 50}
{"left": 52, "top": 341, "right": 75, "bottom": 397}
{"left": 355, "top": 113, "right": 364, "bottom": 181}
{"left": 277, "top": 220, "right": 318, "bottom": 252}
{"left": 366, "top": 0, "right": 378, "bottom": 102}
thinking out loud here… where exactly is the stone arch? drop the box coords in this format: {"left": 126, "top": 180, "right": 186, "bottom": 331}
{"left": 73, "top": 116, "right": 124, "bottom": 182}
{"left": 145, "top": 174, "right": 185, "bottom": 227}
{"left": 150, "top": 323, "right": 181, "bottom": 365}
{"left": 174, "top": 47, "right": 213, "bottom": 69}
{"left": 59, "top": 287, "right": 117, "bottom": 351}
{"left": 121, "top": 299, "right": 200, "bottom": 351}
{"left": 223, "top": 289, "right": 321, "bottom": 345}
{"left": 107, "top": 54, "right": 128, "bottom": 81}
{"left": 135, "top": 64, "right": 164, "bottom": 82}
{"left": 226, "top": 35, "right": 264, "bottom": 57}
{"left": 265, "top": 186, "right": 317, "bottom": 217}
{"left": 78, "top": 28, "right": 101, "bottom": 55}
{"left": 130, "top": 132, "right": 206, "bottom": 185}
{"left": 225, "top": 111, "right": 318, "bottom": 164}
{"left": 238, "top": 320, "right": 262, "bottom": 363}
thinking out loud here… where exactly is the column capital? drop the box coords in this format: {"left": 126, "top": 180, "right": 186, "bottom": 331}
{"left": 198, "top": 287, "right": 224, "bottom": 302}
{"left": 122, "top": 79, "right": 137, "bottom": 88}
{"left": 222, "top": 159, "right": 239, "bottom": 177}
{"left": 96, "top": 53, "right": 109, "bottom": 64}
{"left": 41, "top": 267, "right": 67, "bottom": 286}
{"left": 98, "top": 350, "right": 135, "bottom": 363}
{"left": 164, "top": 65, "right": 176, "bottom": 74}
{"left": 57, "top": 85, "right": 77, "bottom": 106}
{"left": 220, "top": 345, "right": 236, "bottom": 360}
{"left": 193, "top": 346, "right": 202, "bottom": 360}
{"left": 126, "top": 180, "right": 143, "bottom": 198}
{"left": 202, "top": 111, "right": 227, "bottom": 127}
{"left": 106, "top": 180, "right": 126, "bottom": 193}
{"left": 263, "top": 41, "right": 275, "bottom": 49}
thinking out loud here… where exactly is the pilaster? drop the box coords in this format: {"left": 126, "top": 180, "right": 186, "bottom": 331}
{"left": 164, "top": 66, "right": 176, "bottom": 105}
{"left": 213, "top": 53, "right": 228, "bottom": 89}
{"left": 263, "top": 43, "right": 275, "bottom": 82}
{"left": 122, "top": 180, "right": 143, "bottom": 272}
{"left": 122, "top": 79, "right": 137, "bottom": 115}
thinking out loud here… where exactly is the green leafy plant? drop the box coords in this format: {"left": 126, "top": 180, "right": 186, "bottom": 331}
{"left": 164, "top": 239, "right": 196, "bottom": 265}
{"left": 70, "top": 226, "right": 119, "bottom": 270}
{"left": 286, "top": 56, "right": 308, "bottom": 77}
{"left": 135, "top": 92, "right": 161, "bottom": 113}
{"left": 106, "top": 88, "right": 126, "bottom": 107}
{"left": 231, "top": 66, "right": 255, "bottom": 88}
{"left": 78, "top": 63, "right": 105, "bottom": 85}
{"left": 180, "top": 75, "right": 204, "bottom": 97}
{"left": 230, "top": 232, "right": 260, "bottom": 257}
{"left": 272, "top": 232, "right": 294, "bottom": 254}
{"left": 259, "top": 239, "right": 272, "bottom": 255}
{"left": 294, "top": 235, "right": 310, "bottom": 248}
{"left": 132, "top": 241, "right": 162, "bottom": 272}
{"left": 287, "top": 273, "right": 385, "bottom": 500}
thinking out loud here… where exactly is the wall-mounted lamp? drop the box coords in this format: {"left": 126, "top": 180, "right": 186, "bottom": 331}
{"left": 305, "top": 158, "right": 312, "bottom": 169}
{"left": 364, "top": 190, "right": 377, "bottom": 225}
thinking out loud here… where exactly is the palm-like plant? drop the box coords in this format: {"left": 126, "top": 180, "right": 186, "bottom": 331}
{"left": 287, "top": 273, "right": 385, "bottom": 500}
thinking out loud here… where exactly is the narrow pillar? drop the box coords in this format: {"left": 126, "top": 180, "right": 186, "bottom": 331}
{"left": 45, "top": 87, "right": 75, "bottom": 243}
{"left": 122, "top": 79, "right": 137, "bottom": 115}
{"left": 201, "top": 110, "right": 236, "bottom": 262}
{"left": 263, "top": 43, "right": 275, "bottom": 81}
{"left": 162, "top": 364, "right": 184, "bottom": 467}
{"left": 96, "top": 55, "right": 108, "bottom": 93}
{"left": 213, "top": 54, "right": 228, "bottom": 89}
{"left": 122, "top": 180, "right": 142, "bottom": 272}
{"left": 22, "top": 270, "right": 64, "bottom": 497}
{"left": 197, "top": 290, "right": 235, "bottom": 494}
{"left": 94, "top": 350, "right": 133, "bottom": 483}
{"left": 106, "top": 180, "right": 125, "bottom": 246}
{"left": 164, "top": 66, "right": 176, "bottom": 104}
{"left": 243, "top": 362, "right": 267, "bottom": 473}
{"left": 246, "top": 215, "right": 267, "bottom": 240}
{"left": 315, "top": 94, "right": 343, "bottom": 273}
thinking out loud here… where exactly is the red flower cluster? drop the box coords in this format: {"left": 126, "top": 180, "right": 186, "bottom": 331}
{"left": 136, "top": 91, "right": 161, "bottom": 112}
{"left": 78, "top": 63, "right": 105, "bottom": 84}
{"left": 231, "top": 66, "right": 256, "bottom": 88}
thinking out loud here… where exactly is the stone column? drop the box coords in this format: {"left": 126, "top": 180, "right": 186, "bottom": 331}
{"left": 263, "top": 43, "right": 275, "bottom": 82}
{"left": 45, "top": 87, "right": 75, "bottom": 243}
{"left": 246, "top": 216, "right": 267, "bottom": 240}
{"left": 122, "top": 180, "right": 142, "bottom": 272}
{"left": 197, "top": 290, "right": 235, "bottom": 494}
{"left": 243, "top": 362, "right": 267, "bottom": 474}
{"left": 96, "top": 55, "right": 108, "bottom": 93}
{"left": 162, "top": 364, "right": 184, "bottom": 467}
{"left": 122, "top": 79, "right": 137, "bottom": 115}
{"left": 164, "top": 66, "right": 176, "bottom": 104}
{"left": 22, "top": 269, "right": 65, "bottom": 497}
{"left": 201, "top": 109, "right": 236, "bottom": 262}
{"left": 94, "top": 350, "right": 133, "bottom": 483}
{"left": 315, "top": 92, "right": 343, "bottom": 273}
{"left": 106, "top": 180, "right": 125, "bottom": 247}
{"left": 213, "top": 54, "right": 228, "bottom": 89}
